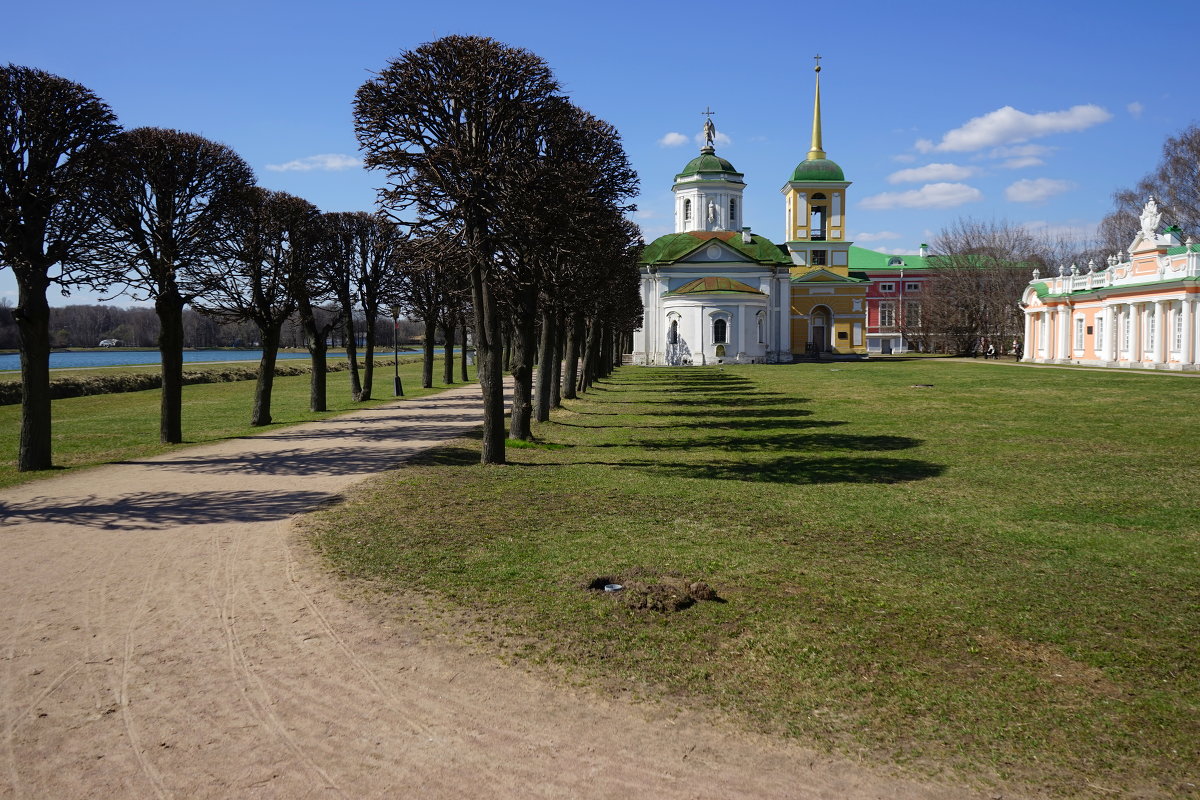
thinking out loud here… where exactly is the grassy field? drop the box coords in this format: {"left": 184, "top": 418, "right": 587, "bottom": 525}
{"left": 307, "top": 360, "right": 1199, "bottom": 798}
{"left": 0, "top": 357, "right": 474, "bottom": 488}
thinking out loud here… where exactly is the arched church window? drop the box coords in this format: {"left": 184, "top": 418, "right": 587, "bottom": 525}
{"left": 757, "top": 313, "right": 764, "bottom": 343}
{"left": 713, "top": 318, "right": 727, "bottom": 344}
{"left": 684, "top": 199, "right": 692, "bottom": 221}
{"left": 729, "top": 199, "right": 737, "bottom": 222}
{"left": 810, "top": 192, "right": 827, "bottom": 240}
{"left": 668, "top": 319, "right": 678, "bottom": 344}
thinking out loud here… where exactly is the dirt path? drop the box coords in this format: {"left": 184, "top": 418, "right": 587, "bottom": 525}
{"left": 1, "top": 386, "right": 994, "bottom": 799}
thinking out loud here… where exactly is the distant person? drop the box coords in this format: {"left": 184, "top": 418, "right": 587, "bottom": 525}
{"left": 986, "top": 344, "right": 996, "bottom": 359}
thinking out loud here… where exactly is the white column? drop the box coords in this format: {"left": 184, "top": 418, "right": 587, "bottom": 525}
{"left": 1129, "top": 303, "right": 1142, "bottom": 364}
{"left": 1119, "top": 304, "right": 1129, "bottom": 361}
{"left": 1057, "top": 306, "right": 1071, "bottom": 360}
{"left": 1022, "top": 311, "right": 1033, "bottom": 360}
{"left": 1153, "top": 300, "right": 1167, "bottom": 364}
{"left": 1180, "top": 297, "right": 1190, "bottom": 367}
{"left": 1185, "top": 297, "right": 1196, "bottom": 367}
{"left": 1103, "top": 304, "right": 1116, "bottom": 362}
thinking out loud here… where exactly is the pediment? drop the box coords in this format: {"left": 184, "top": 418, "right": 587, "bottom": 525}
{"left": 791, "top": 268, "right": 861, "bottom": 283}
{"left": 680, "top": 240, "right": 756, "bottom": 264}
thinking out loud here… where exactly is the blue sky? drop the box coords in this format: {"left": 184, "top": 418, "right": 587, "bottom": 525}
{"left": 4, "top": 0, "right": 1196, "bottom": 305}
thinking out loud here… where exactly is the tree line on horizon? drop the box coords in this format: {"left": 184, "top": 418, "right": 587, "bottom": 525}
{"left": 1, "top": 36, "right": 643, "bottom": 471}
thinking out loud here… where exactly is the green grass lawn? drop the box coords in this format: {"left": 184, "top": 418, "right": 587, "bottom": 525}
{"left": 307, "top": 361, "right": 1199, "bottom": 798}
{"left": 0, "top": 357, "right": 475, "bottom": 488}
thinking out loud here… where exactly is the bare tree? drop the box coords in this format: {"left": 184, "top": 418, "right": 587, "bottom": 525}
{"left": 0, "top": 65, "right": 119, "bottom": 470}
{"left": 355, "top": 35, "right": 562, "bottom": 465}
{"left": 87, "top": 127, "right": 254, "bottom": 442}
{"left": 1099, "top": 124, "right": 1200, "bottom": 257}
{"left": 926, "top": 219, "right": 1040, "bottom": 355}
{"left": 199, "top": 188, "right": 315, "bottom": 426}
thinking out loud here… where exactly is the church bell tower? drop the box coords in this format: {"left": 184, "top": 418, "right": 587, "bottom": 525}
{"left": 782, "top": 59, "right": 853, "bottom": 276}
{"left": 672, "top": 111, "right": 746, "bottom": 233}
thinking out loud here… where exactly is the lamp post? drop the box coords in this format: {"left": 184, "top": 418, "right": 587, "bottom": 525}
{"left": 390, "top": 304, "right": 404, "bottom": 397}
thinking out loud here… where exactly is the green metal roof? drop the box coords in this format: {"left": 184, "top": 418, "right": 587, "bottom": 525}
{"left": 789, "top": 157, "right": 845, "bottom": 182}
{"left": 847, "top": 246, "right": 932, "bottom": 271}
{"left": 640, "top": 231, "right": 791, "bottom": 266}
{"left": 664, "top": 276, "right": 765, "bottom": 296}
{"left": 675, "top": 146, "right": 742, "bottom": 180}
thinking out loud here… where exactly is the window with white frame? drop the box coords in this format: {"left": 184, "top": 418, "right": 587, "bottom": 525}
{"left": 905, "top": 282, "right": 920, "bottom": 292}
{"left": 879, "top": 301, "right": 896, "bottom": 328}
{"left": 1148, "top": 312, "right": 1156, "bottom": 352}
{"left": 730, "top": 198, "right": 737, "bottom": 224}
{"left": 1173, "top": 305, "right": 1183, "bottom": 351}
{"left": 1074, "top": 317, "right": 1085, "bottom": 351}
{"left": 1040, "top": 314, "right": 1048, "bottom": 351}
{"left": 1122, "top": 313, "right": 1130, "bottom": 350}
{"left": 683, "top": 198, "right": 692, "bottom": 221}
{"left": 879, "top": 282, "right": 895, "bottom": 292}
{"left": 905, "top": 301, "right": 921, "bottom": 326}
{"left": 1095, "top": 315, "right": 1104, "bottom": 353}
{"left": 756, "top": 313, "right": 764, "bottom": 344}
{"left": 712, "top": 317, "right": 727, "bottom": 344}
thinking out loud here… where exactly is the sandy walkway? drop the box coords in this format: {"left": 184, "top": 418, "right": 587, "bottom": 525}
{"left": 0, "top": 386, "right": 994, "bottom": 799}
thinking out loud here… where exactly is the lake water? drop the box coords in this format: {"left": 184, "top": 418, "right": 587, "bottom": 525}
{"left": 0, "top": 348, "right": 431, "bottom": 373}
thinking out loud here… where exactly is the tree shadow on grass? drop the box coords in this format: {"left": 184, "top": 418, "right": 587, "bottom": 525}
{"left": 0, "top": 490, "right": 340, "bottom": 530}
{"left": 537, "top": 455, "right": 944, "bottom": 485}
{"left": 620, "top": 432, "right": 922, "bottom": 452}
{"left": 121, "top": 445, "right": 437, "bottom": 477}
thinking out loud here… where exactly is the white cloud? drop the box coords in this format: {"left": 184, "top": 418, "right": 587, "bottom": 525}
{"left": 1001, "top": 156, "right": 1045, "bottom": 169}
{"left": 1005, "top": 178, "right": 1074, "bottom": 203}
{"left": 917, "top": 105, "right": 1112, "bottom": 153}
{"left": 892, "top": 153, "right": 917, "bottom": 163}
{"left": 1024, "top": 219, "right": 1099, "bottom": 241}
{"left": 854, "top": 230, "right": 903, "bottom": 242}
{"left": 658, "top": 132, "right": 689, "bottom": 147}
{"left": 860, "top": 182, "right": 984, "bottom": 210}
{"left": 988, "top": 144, "right": 1053, "bottom": 159}
{"left": 694, "top": 131, "right": 732, "bottom": 147}
{"left": 1127, "top": 101, "right": 1144, "bottom": 118}
{"left": 873, "top": 246, "right": 917, "bottom": 255}
{"left": 887, "top": 163, "right": 979, "bottom": 184}
{"left": 265, "top": 153, "right": 362, "bottom": 172}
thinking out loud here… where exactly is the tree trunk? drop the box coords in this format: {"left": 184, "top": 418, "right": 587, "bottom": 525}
{"left": 342, "top": 314, "right": 362, "bottom": 401}
{"left": 298, "top": 300, "right": 329, "bottom": 412}
{"left": 563, "top": 313, "right": 581, "bottom": 400}
{"left": 361, "top": 313, "right": 375, "bottom": 401}
{"left": 460, "top": 319, "right": 470, "bottom": 382}
{"left": 422, "top": 316, "right": 436, "bottom": 389}
{"left": 442, "top": 309, "right": 457, "bottom": 385}
{"left": 156, "top": 292, "right": 185, "bottom": 443}
{"left": 534, "top": 305, "right": 555, "bottom": 422}
{"left": 508, "top": 286, "right": 537, "bottom": 440}
{"left": 551, "top": 315, "right": 563, "bottom": 409}
{"left": 252, "top": 323, "right": 281, "bottom": 426}
{"left": 466, "top": 227, "right": 505, "bottom": 465}
{"left": 15, "top": 280, "right": 52, "bottom": 471}
{"left": 579, "top": 317, "right": 602, "bottom": 393}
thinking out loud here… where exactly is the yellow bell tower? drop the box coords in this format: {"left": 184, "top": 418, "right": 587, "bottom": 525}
{"left": 782, "top": 57, "right": 868, "bottom": 358}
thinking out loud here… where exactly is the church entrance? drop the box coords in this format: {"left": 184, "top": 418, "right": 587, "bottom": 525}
{"left": 810, "top": 307, "right": 831, "bottom": 353}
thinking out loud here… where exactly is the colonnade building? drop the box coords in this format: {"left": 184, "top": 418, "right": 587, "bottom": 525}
{"left": 1021, "top": 198, "right": 1200, "bottom": 370}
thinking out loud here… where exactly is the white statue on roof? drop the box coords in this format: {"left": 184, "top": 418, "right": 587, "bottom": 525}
{"left": 1140, "top": 196, "right": 1162, "bottom": 239}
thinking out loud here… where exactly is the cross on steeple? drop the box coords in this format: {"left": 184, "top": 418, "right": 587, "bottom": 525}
{"left": 813, "top": 53, "right": 822, "bottom": 72}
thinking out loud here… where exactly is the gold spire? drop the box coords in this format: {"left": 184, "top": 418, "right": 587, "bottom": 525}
{"left": 807, "top": 55, "right": 826, "bottom": 161}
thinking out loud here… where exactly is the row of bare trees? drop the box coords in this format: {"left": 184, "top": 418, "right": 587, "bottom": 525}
{"left": 354, "top": 36, "right": 643, "bottom": 465}
{"left": 0, "top": 65, "right": 467, "bottom": 470}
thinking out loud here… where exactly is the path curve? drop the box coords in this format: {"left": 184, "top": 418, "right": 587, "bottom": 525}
{"left": 1, "top": 386, "right": 994, "bottom": 799}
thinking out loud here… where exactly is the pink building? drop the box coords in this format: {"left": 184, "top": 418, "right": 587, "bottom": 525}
{"left": 1021, "top": 199, "right": 1200, "bottom": 370}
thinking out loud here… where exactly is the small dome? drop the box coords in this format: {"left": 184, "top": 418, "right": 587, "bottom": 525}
{"left": 676, "top": 146, "right": 741, "bottom": 179}
{"left": 790, "top": 157, "right": 845, "bottom": 182}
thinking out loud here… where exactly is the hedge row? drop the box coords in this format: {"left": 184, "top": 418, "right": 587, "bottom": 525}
{"left": 0, "top": 357, "right": 416, "bottom": 405}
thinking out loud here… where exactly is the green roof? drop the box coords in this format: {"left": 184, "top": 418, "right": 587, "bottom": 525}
{"left": 789, "top": 157, "right": 845, "bottom": 182}
{"left": 847, "top": 245, "right": 932, "bottom": 271}
{"left": 640, "top": 231, "right": 791, "bottom": 266}
{"left": 675, "top": 146, "right": 742, "bottom": 180}
{"left": 665, "top": 276, "right": 765, "bottom": 296}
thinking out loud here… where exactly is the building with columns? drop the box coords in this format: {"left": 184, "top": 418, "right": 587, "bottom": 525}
{"left": 632, "top": 63, "right": 868, "bottom": 365}
{"left": 1021, "top": 198, "right": 1200, "bottom": 370}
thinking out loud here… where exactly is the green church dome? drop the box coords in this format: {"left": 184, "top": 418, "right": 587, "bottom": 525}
{"left": 790, "top": 157, "right": 845, "bottom": 182}
{"left": 676, "top": 146, "right": 742, "bottom": 179}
